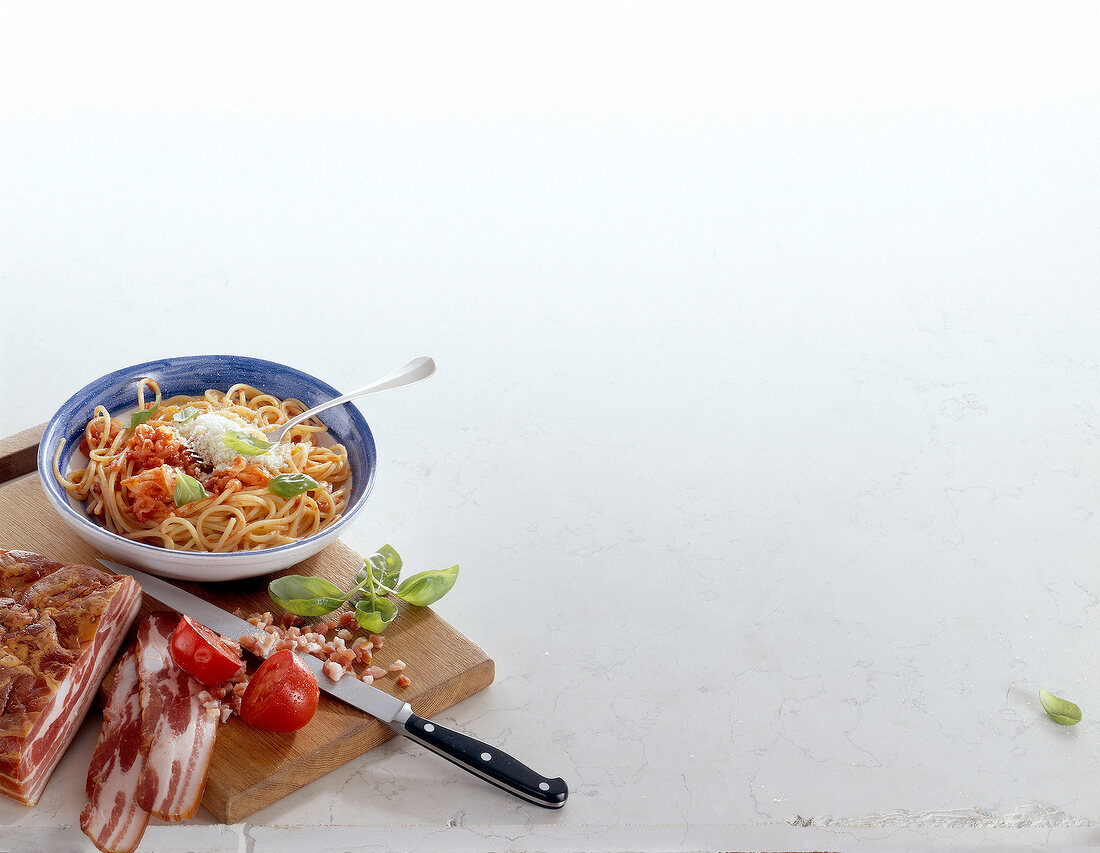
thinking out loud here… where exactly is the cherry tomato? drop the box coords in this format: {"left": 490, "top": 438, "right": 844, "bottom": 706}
{"left": 169, "top": 615, "right": 245, "bottom": 686}
{"left": 239, "top": 649, "right": 319, "bottom": 732}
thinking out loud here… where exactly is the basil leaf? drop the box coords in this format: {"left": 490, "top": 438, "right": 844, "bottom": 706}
{"left": 222, "top": 428, "right": 275, "bottom": 456}
{"left": 355, "top": 596, "right": 398, "bottom": 633}
{"left": 173, "top": 406, "right": 201, "bottom": 423}
{"left": 356, "top": 544, "right": 403, "bottom": 589}
{"left": 268, "top": 472, "right": 321, "bottom": 499}
{"left": 172, "top": 471, "right": 209, "bottom": 506}
{"left": 394, "top": 564, "right": 459, "bottom": 607}
{"left": 130, "top": 408, "right": 158, "bottom": 427}
{"left": 269, "top": 575, "right": 347, "bottom": 617}
{"left": 129, "top": 385, "right": 163, "bottom": 428}
{"left": 1040, "top": 688, "right": 1082, "bottom": 725}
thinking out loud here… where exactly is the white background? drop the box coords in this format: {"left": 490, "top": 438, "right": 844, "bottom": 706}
{"left": 3, "top": 2, "right": 1100, "bottom": 851}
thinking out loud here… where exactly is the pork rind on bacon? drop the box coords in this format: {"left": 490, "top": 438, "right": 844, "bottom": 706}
{"left": 0, "top": 549, "right": 142, "bottom": 806}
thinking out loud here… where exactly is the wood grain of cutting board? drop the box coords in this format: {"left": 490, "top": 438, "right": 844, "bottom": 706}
{"left": 0, "top": 426, "right": 494, "bottom": 823}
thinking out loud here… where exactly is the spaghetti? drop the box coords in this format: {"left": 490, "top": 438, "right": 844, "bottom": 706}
{"left": 54, "top": 379, "right": 352, "bottom": 552}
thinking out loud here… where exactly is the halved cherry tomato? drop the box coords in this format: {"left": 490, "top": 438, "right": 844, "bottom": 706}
{"left": 169, "top": 615, "right": 244, "bottom": 686}
{"left": 239, "top": 649, "right": 319, "bottom": 732}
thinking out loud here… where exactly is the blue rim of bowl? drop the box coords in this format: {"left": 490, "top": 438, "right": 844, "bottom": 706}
{"left": 36, "top": 354, "right": 376, "bottom": 560}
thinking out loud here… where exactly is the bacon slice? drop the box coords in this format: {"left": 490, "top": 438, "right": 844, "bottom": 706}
{"left": 0, "top": 549, "right": 141, "bottom": 807}
{"left": 80, "top": 648, "right": 150, "bottom": 853}
{"left": 135, "top": 612, "right": 219, "bottom": 821}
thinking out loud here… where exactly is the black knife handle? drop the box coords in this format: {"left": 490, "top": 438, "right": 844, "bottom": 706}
{"left": 402, "top": 712, "right": 568, "bottom": 808}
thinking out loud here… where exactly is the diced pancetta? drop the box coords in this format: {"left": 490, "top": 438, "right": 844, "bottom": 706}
{"left": 135, "top": 612, "right": 220, "bottom": 822}
{"left": 80, "top": 647, "right": 150, "bottom": 853}
{"left": 0, "top": 549, "right": 141, "bottom": 807}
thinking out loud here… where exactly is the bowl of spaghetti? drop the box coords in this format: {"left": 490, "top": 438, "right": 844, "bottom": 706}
{"left": 38, "top": 355, "right": 377, "bottom": 581}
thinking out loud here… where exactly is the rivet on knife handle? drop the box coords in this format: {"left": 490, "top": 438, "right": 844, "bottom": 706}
{"left": 401, "top": 713, "right": 568, "bottom": 808}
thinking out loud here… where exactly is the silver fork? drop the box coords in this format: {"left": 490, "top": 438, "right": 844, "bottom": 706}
{"left": 266, "top": 356, "right": 436, "bottom": 443}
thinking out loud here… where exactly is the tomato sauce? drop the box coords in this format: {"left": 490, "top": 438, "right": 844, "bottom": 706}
{"left": 118, "top": 426, "right": 210, "bottom": 522}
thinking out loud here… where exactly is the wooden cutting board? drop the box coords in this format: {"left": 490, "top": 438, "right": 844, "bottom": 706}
{"left": 0, "top": 425, "right": 494, "bottom": 823}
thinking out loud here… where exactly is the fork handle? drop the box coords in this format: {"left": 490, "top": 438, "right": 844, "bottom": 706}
{"left": 271, "top": 356, "right": 436, "bottom": 440}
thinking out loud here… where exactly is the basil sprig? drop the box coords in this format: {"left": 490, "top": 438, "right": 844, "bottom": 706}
{"left": 268, "top": 472, "right": 320, "bottom": 498}
{"left": 129, "top": 385, "right": 163, "bottom": 427}
{"left": 173, "top": 470, "right": 209, "bottom": 506}
{"left": 222, "top": 428, "right": 275, "bottom": 456}
{"left": 1040, "top": 689, "right": 1082, "bottom": 725}
{"left": 268, "top": 545, "right": 459, "bottom": 633}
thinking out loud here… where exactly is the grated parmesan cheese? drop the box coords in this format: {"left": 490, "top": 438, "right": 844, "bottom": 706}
{"left": 177, "top": 412, "right": 290, "bottom": 474}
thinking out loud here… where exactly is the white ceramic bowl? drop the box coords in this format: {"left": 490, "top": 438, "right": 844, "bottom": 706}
{"left": 37, "top": 355, "right": 377, "bottom": 581}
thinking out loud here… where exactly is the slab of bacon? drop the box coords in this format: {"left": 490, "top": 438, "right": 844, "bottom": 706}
{"left": 0, "top": 549, "right": 141, "bottom": 807}
{"left": 80, "top": 648, "right": 149, "bottom": 853}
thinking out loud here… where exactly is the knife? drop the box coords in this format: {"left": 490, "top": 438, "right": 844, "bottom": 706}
{"left": 97, "top": 558, "right": 568, "bottom": 809}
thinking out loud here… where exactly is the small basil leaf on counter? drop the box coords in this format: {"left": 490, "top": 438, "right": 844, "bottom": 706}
{"left": 268, "top": 472, "right": 321, "bottom": 499}
{"left": 173, "top": 406, "right": 201, "bottom": 423}
{"left": 173, "top": 471, "right": 209, "bottom": 506}
{"left": 222, "top": 428, "right": 275, "bottom": 456}
{"left": 129, "top": 386, "right": 163, "bottom": 428}
{"left": 1039, "top": 688, "right": 1082, "bottom": 725}
{"left": 355, "top": 596, "right": 398, "bottom": 633}
{"left": 357, "top": 544, "right": 403, "bottom": 589}
{"left": 394, "top": 564, "right": 459, "bottom": 607}
{"left": 269, "top": 575, "right": 347, "bottom": 617}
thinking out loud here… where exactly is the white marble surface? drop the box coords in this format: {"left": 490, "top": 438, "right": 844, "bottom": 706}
{"left": 3, "top": 3, "right": 1100, "bottom": 851}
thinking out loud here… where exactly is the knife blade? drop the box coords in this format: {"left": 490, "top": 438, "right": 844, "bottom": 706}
{"left": 98, "top": 558, "right": 568, "bottom": 809}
